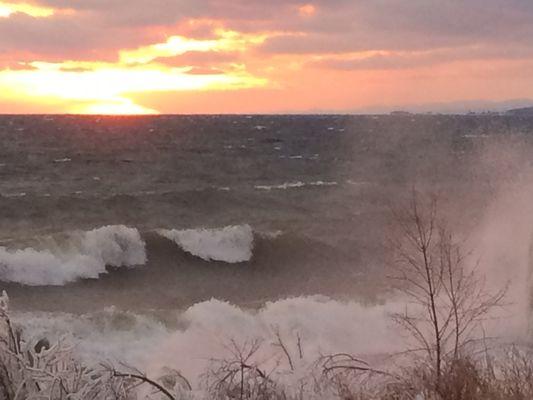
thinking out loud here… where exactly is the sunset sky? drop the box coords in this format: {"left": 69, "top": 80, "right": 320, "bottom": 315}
{"left": 1, "top": 0, "right": 533, "bottom": 114}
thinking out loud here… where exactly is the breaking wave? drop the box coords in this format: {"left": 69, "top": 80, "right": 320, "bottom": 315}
{"left": 255, "top": 180, "right": 338, "bottom": 191}
{"left": 0, "top": 225, "right": 146, "bottom": 286}
{"left": 157, "top": 224, "right": 254, "bottom": 263}
{"left": 12, "top": 296, "right": 403, "bottom": 384}
{"left": 12, "top": 306, "right": 171, "bottom": 366}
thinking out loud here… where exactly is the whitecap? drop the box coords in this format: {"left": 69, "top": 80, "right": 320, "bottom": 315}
{"left": 157, "top": 224, "right": 254, "bottom": 263}
{"left": 309, "top": 181, "right": 338, "bottom": 186}
{"left": 3, "top": 192, "right": 26, "bottom": 198}
{"left": 255, "top": 182, "right": 305, "bottom": 191}
{"left": 53, "top": 158, "right": 71, "bottom": 163}
{"left": 0, "top": 225, "right": 146, "bottom": 286}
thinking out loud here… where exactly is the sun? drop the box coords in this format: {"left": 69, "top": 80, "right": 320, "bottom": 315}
{"left": 0, "top": 58, "right": 266, "bottom": 115}
{"left": 74, "top": 100, "right": 159, "bottom": 115}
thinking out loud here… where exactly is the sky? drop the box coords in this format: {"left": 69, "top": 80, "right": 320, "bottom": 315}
{"left": 1, "top": 0, "right": 533, "bottom": 114}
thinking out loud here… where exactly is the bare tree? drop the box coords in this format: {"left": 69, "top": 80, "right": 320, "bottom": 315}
{"left": 270, "top": 325, "right": 305, "bottom": 373}
{"left": 201, "top": 338, "right": 286, "bottom": 400}
{"left": 103, "top": 362, "right": 185, "bottom": 400}
{"left": 389, "top": 190, "right": 506, "bottom": 394}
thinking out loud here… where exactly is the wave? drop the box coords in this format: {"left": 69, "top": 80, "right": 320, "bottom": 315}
{"left": 11, "top": 294, "right": 520, "bottom": 394}
{"left": 2, "top": 192, "right": 27, "bottom": 198}
{"left": 255, "top": 181, "right": 305, "bottom": 190}
{"left": 12, "top": 306, "right": 172, "bottom": 366}
{"left": 254, "top": 180, "right": 338, "bottom": 191}
{"left": 12, "top": 297, "right": 403, "bottom": 390}
{"left": 0, "top": 225, "right": 146, "bottom": 286}
{"left": 53, "top": 157, "right": 71, "bottom": 163}
{"left": 157, "top": 224, "right": 254, "bottom": 263}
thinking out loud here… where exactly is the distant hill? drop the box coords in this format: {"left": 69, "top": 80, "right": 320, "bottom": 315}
{"left": 389, "top": 111, "right": 412, "bottom": 116}
{"left": 505, "top": 106, "right": 533, "bottom": 116}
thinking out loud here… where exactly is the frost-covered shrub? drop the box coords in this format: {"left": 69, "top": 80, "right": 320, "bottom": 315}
{"left": 0, "top": 291, "right": 135, "bottom": 400}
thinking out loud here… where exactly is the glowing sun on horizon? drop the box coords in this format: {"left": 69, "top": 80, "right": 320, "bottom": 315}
{"left": 75, "top": 100, "right": 159, "bottom": 115}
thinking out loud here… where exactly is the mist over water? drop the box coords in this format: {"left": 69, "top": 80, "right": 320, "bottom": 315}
{"left": 1, "top": 114, "right": 533, "bottom": 390}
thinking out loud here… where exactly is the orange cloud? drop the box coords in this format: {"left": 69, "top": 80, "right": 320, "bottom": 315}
{"left": 120, "top": 29, "right": 269, "bottom": 65}
{"left": 0, "top": 29, "right": 271, "bottom": 114}
{"left": 0, "top": 1, "right": 54, "bottom": 17}
{"left": 298, "top": 4, "right": 316, "bottom": 18}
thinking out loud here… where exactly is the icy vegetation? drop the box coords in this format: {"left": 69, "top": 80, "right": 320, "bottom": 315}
{"left": 4, "top": 293, "right": 533, "bottom": 400}
{"left": 0, "top": 291, "right": 138, "bottom": 399}
{"left": 0, "top": 225, "right": 146, "bottom": 285}
{"left": 157, "top": 225, "right": 254, "bottom": 263}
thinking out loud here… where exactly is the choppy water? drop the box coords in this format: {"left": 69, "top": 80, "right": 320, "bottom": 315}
{"left": 2, "top": 114, "right": 533, "bottom": 389}
{"left": 1, "top": 114, "right": 533, "bottom": 313}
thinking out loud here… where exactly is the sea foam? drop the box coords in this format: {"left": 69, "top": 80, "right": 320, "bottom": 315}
{"left": 0, "top": 225, "right": 146, "bottom": 286}
{"left": 13, "top": 296, "right": 402, "bottom": 388}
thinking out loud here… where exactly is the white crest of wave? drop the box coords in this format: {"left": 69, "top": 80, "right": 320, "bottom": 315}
{"left": 0, "top": 225, "right": 146, "bottom": 286}
{"left": 139, "top": 297, "right": 403, "bottom": 391}
{"left": 13, "top": 307, "right": 170, "bottom": 366}
{"left": 12, "top": 295, "right": 524, "bottom": 397}
{"left": 157, "top": 224, "right": 254, "bottom": 263}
